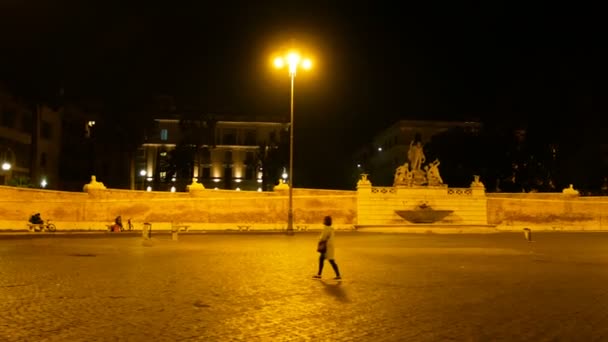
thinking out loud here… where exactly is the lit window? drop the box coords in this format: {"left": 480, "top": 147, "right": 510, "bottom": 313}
{"left": 160, "top": 129, "right": 168, "bottom": 141}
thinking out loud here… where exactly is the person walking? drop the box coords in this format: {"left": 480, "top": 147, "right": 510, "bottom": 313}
{"left": 313, "top": 216, "right": 341, "bottom": 280}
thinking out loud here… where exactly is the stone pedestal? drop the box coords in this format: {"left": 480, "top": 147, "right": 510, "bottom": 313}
{"left": 412, "top": 170, "right": 426, "bottom": 186}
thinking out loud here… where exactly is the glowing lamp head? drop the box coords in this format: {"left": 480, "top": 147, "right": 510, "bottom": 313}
{"left": 286, "top": 52, "right": 301, "bottom": 66}
{"left": 273, "top": 50, "right": 312, "bottom": 76}
{"left": 1, "top": 162, "right": 10, "bottom": 171}
{"left": 302, "top": 58, "right": 312, "bottom": 70}
{"left": 273, "top": 57, "right": 284, "bottom": 69}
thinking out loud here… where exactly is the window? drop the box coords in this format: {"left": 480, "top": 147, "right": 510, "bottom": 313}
{"left": 41, "top": 121, "right": 52, "bottom": 140}
{"left": 21, "top": 112, "right": 32, "bottom": 133}
{"left": 160, "top": 129, "right": 168, "bottom": 141}
{"left": 1, "top": 110, "right": 16, "bottom": 128}
{"left": 245, "top": 152, "right": 255, "bottom": 164}
{"left": 201, "top": 148, "right": 211, "bottom": 163}
{"left": 244, "top": 130, "right": 256, "bottom": 145}
{"left": 159, "top": 171, "right": 167, "bottom": 181}
{"left": 246, "top": 164, "right": 256, "bottom": 180}
{"left": 224, "top": 151, "right": 232, "bottom": 164}
{"left": 223, "top": 129, "right": 236, "bottom": 145}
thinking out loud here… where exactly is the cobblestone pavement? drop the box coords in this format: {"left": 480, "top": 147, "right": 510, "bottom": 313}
{"left": 2, "top": 232, "right": 608, "bottom": 341}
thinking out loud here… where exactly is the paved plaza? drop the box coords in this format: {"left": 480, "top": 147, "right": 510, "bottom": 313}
{"left": 2, "top": 231, "right": 608, "bottom": 341}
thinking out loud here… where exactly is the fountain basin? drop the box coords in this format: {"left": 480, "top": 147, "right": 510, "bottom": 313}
{"left": 395, "top": 209, "right": 454, "bottom": 224}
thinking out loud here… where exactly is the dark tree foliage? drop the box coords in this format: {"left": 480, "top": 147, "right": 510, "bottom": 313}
{"left": 425, "top": 127, "right": 486, "bottom": 188}
{"left": 258, "top": 128, "right": 288, "bottom": 191}
{"left": 167, "top": 112, "right": 217, "bottom": 191}
{"left": 426, "top": 120, "right": 606, "bottom": 194}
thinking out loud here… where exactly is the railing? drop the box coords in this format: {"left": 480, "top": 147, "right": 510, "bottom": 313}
{"left": 369, "top": 187, "right": 474, "bottom": 196}
{"left": 371, "top": 187, "right": 397, "bottom": 194}
{"left": 447, "top": 188, "right": 473, "bottom": 196}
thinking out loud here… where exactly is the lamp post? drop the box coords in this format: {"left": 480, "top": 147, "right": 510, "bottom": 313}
{"left": 273, "top": 51, "right": 312, "bottom": 234}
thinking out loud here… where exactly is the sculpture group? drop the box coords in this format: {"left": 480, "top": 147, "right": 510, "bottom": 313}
{"left": 394, "top": 140, "right": 444, "bottom": 187}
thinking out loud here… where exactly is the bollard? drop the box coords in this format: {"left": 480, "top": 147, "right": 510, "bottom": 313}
{"left": 171, "top": 227, "right": 178, "bottom": 241}
{"left": 523, "top": 228, "right": 532, "bottom": 242}
{"left": 143, "top": 222, "right": 152, "bottom": 239}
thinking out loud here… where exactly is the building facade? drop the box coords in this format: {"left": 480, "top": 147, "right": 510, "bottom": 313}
{"left": 0, "top": 87, "right": 62, "bottom": 188}
{"left": 140, "top": 117, "right": 288, "bottom": 191}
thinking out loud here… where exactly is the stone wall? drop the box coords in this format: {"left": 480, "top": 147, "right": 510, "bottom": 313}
{"left": 0, "top": 185, "right": 356, "bottom": 231}
{"left": 487, "top": 193, "right": 608, "bottom": 231}
{"left": 3, "top": 183, "right": 608, "bottom": 232}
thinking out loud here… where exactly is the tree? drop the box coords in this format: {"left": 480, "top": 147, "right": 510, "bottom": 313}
{"left": 425, "top": 127, "right": 486, "bottom": 187}
{"left": 167, "top": 111, "right": 217, "bottom": 190}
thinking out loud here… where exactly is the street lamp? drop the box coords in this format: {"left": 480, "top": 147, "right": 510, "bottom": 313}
{"left": 273, "top": 50, "right": 313, "bottom": 234}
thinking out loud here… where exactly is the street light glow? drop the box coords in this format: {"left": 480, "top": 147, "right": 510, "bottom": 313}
{"left": 302, "top": 58, "right": 312, "bottom": 70}
{"left": 287, "top": 52, "right": 300, "bottom": 66}
{"left": 139, "top": 170, "right": 147, "bottom": 176}
{"left": 1, "top": 162, "right": 10, "bottom": 171}
{"left": 273, "top": 57, "right": 284, "bottom": 68}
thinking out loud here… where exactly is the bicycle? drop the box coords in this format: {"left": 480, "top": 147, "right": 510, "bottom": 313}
{"left": 27, "top": 219, "right": 57, "bottom": 232}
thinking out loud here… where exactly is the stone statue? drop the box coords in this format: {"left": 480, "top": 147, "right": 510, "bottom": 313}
{"left": 273, "top": 179, "right": 289, "bottom": 191}
{"left": 562, "top": 184, "right": 579, "bottom": 195}
{"left": 187, "top": 177, "right": 205, "bottom": 192}
{"left": 83, "top": 175, "right": 106, "bottom": 192}
{"left": 357, "top": 173, "right": 372, "bottom": 187}
{"left": 471, "top": 175, "right": 484, "bottom": 188}
{"left": 393, "top": 163, "right": 412, "bottom": 186}
{"left": 425, "top": 159, "right": 443, "bottom": 186}
{"left": 408, "top": 140, "right": 425, "bottom": 171}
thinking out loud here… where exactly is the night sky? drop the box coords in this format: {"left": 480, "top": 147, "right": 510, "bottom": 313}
{"left": 1, "top": 2, "right": 606, "bottom": 189}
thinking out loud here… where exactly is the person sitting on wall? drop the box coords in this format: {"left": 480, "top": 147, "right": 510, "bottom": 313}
{"left": 29, "top": 213, "right": 43, "bottom": 225}
{"left": 111, "top": 216, "right": 123, "bottom": 232}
